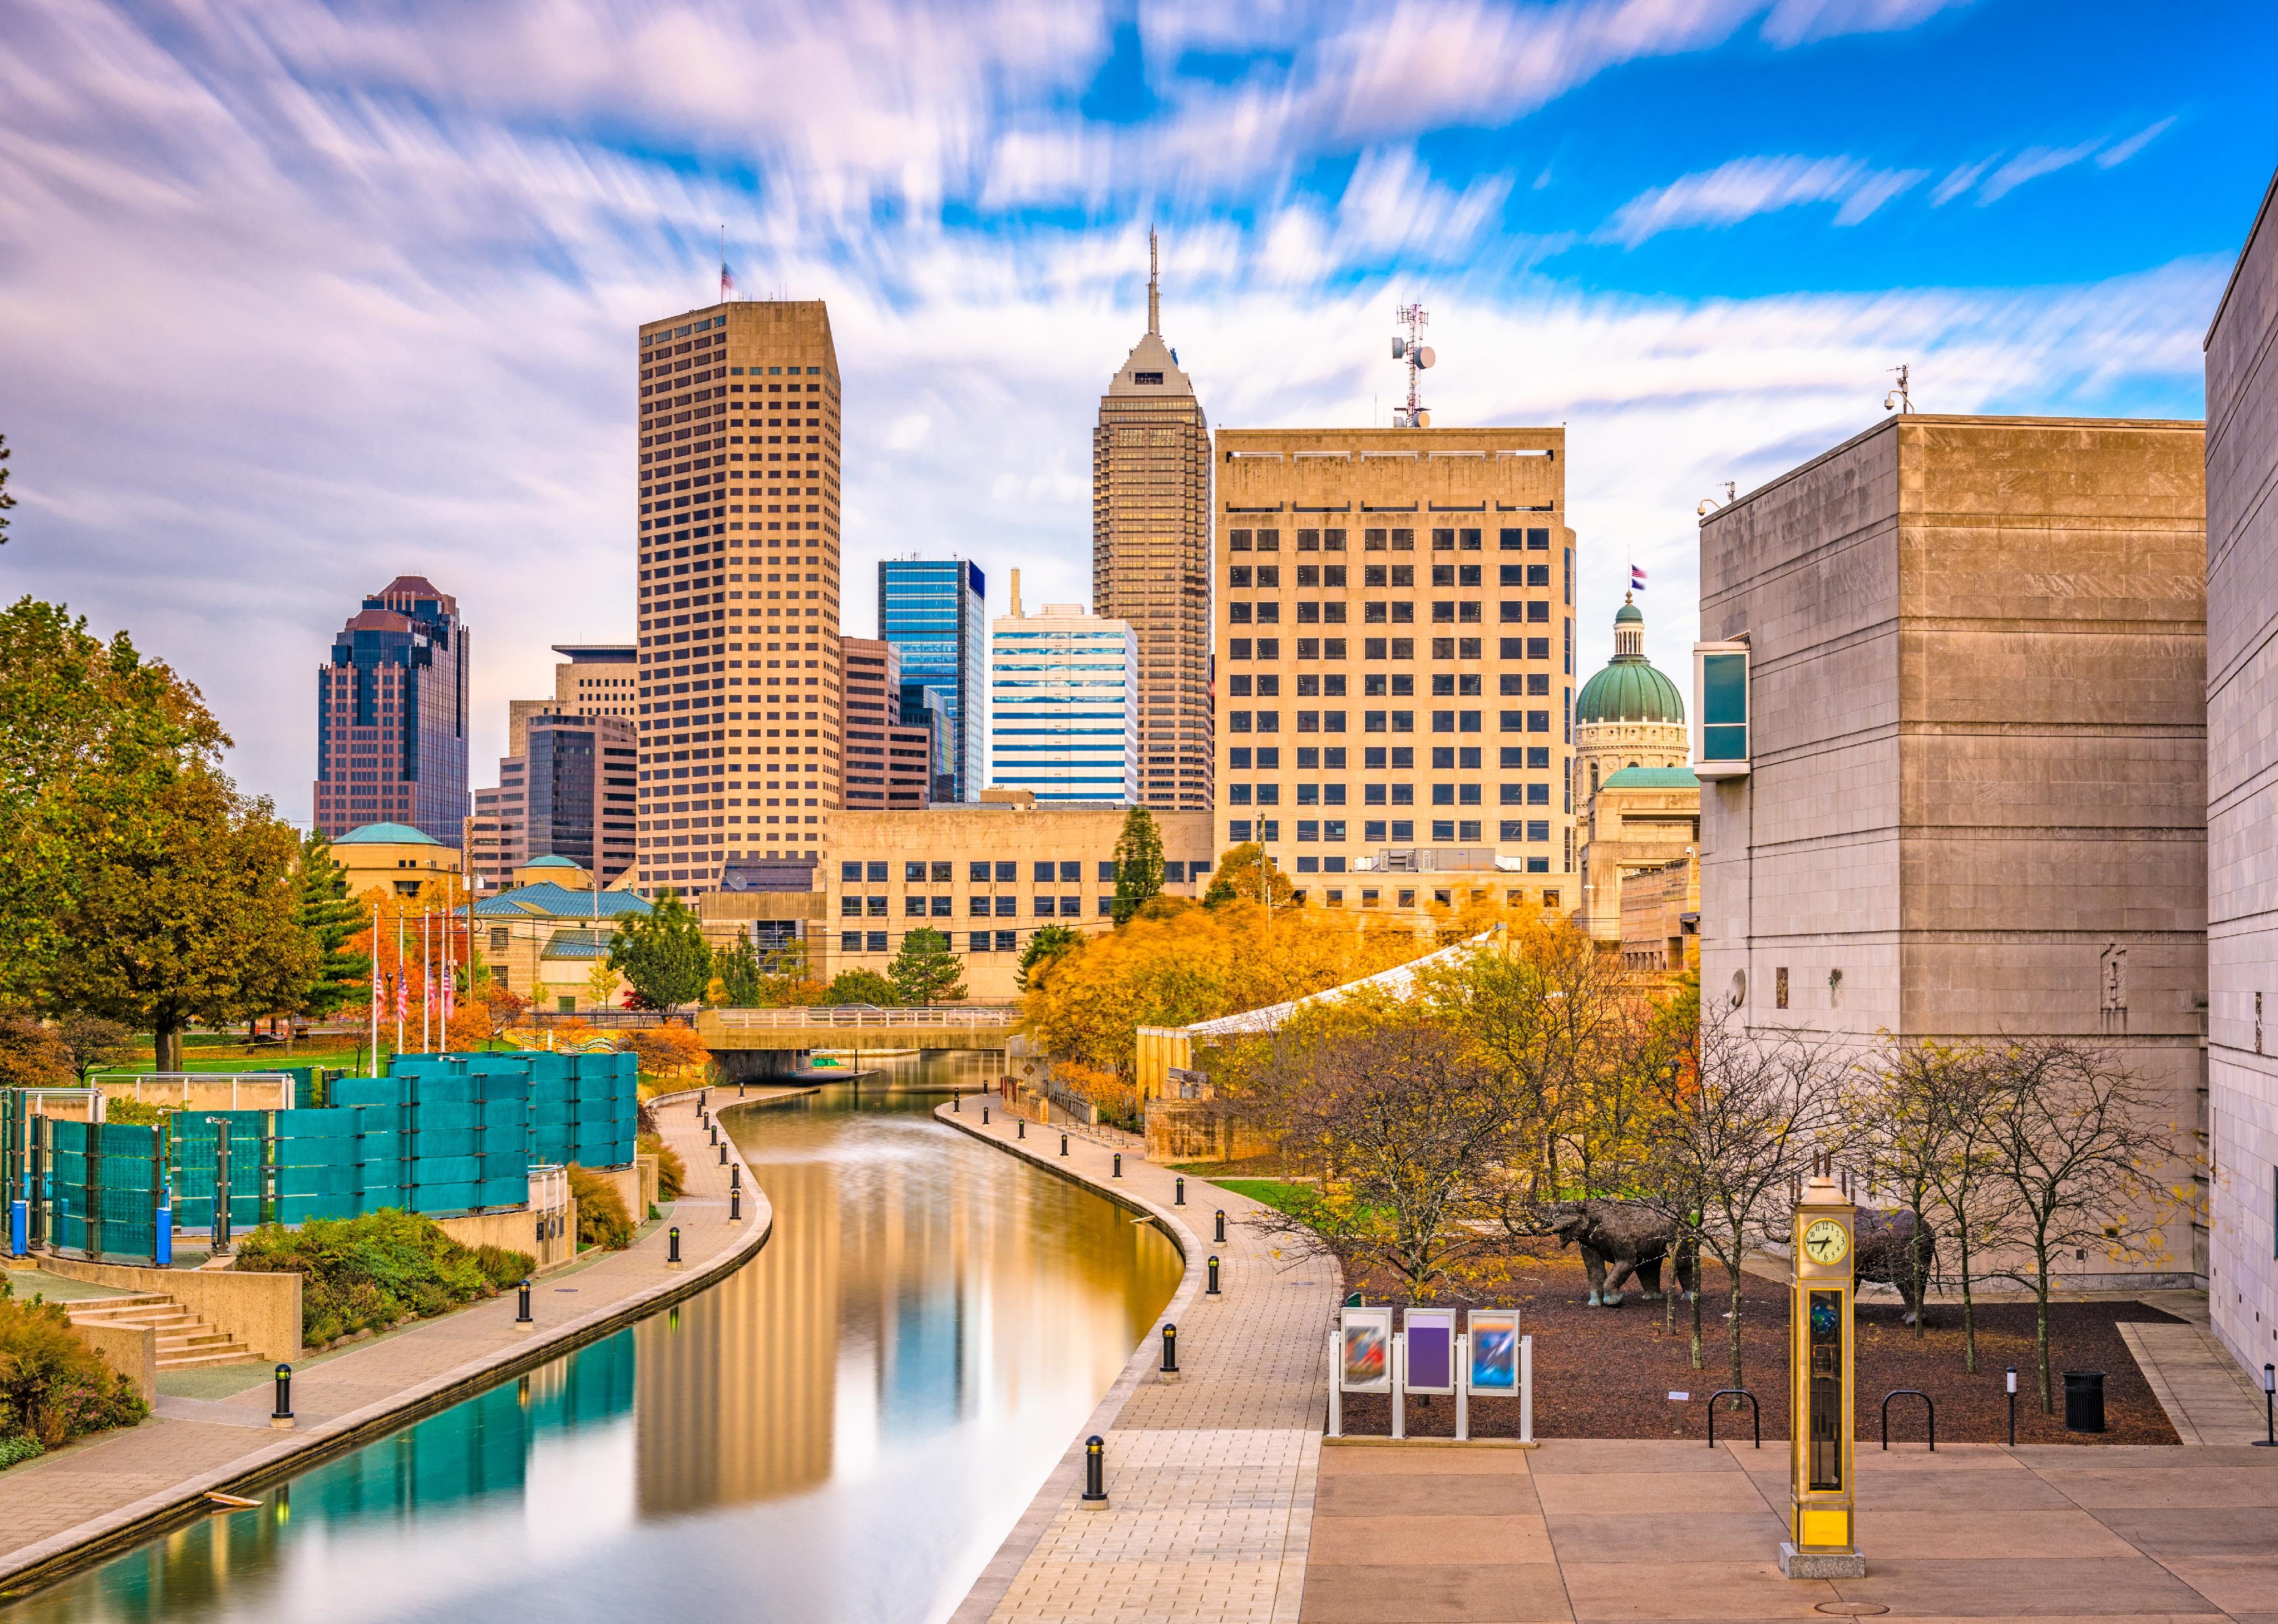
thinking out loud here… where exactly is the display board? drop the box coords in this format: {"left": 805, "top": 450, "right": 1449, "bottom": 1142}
{"left": 1405, "top": 1308, "right": 1456, "bottom": 1394}
{"left": 1338, "top": 1307, "right": 1393, "bottom": 1392}
{"left": 1468, "top": 1310, "right": 1520, "bottom": 1393}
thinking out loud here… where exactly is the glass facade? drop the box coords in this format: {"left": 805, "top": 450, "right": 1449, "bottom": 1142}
{"left": 878, "top": 558, "right": 985, "bottom": 801}
{"left": 312, "top": 577, "right": 470, "bottom": 846}
{"left": 989, "top": 612, "right": 1138, "bottom": 804}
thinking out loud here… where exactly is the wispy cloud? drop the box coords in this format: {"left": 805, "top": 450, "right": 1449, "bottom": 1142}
{"left": 1978, "top": 141, "right": 2103, "bottom": 204}
{"left": 1601, "top": 156, "right": 1921, "bottom": 245}
{"left": 2099, "top": 115, "right": 2178, "bottom": 168}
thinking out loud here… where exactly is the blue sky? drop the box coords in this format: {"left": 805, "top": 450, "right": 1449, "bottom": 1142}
{"left": 2, "top": 0, "right": 2271, "bottom": 814}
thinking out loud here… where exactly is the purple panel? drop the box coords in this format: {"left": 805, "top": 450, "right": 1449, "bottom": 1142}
{"left": 1406, "top": 1323, "right": 1452, "bottom": 1392}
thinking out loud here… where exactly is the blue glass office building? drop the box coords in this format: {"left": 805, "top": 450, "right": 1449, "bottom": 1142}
{"left": 877, "top": 558, "right": 985, "bottom": 801}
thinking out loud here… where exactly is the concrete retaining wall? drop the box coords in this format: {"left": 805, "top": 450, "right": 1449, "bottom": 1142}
{"left": 69, "top": 1321, "right": 157, "bottom": 1406}
{"left": 40, "top": 1259, "right": 302, "bottom": 1360}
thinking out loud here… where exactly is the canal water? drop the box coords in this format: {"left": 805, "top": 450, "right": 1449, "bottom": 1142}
{"left": 4, "top": 1086, "right": 1180, "bottom": 1624}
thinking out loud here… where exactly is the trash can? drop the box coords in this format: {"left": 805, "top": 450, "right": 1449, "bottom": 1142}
{"left": 2063, "top": 1370, "right": 2106, "bottom": 1434}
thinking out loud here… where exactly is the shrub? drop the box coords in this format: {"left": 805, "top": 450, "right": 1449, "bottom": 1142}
{"left": 103, "top": 1097, "right": 171, "bottom": 1127}
{"left": 232, "top": 1210, "right": 521, "bottom": 1345}
{"left": 636, "top": 1131, "right": 687, "bottom": 1201}
{"left": 568, "top": 1165, "right": 634, "bottom": 1250}
{"left": 0, "top": 1283, "right": 148, "bottom": 1447}
{"left": 0, "top": 1434, "right": 44, "bottom": 1471}
{"left": 472, "top": 1244, "right": 537, "bottom": 1291}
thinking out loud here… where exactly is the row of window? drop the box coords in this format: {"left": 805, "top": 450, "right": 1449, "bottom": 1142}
{"left": 1226, "top": 783, "right": 1556, "bottom": 807}
{"left": 1227, "top": 746, "right": 1558, "bottom": 770}
{"left": 839, "top": 858, "right": 1203, "bottom": 884}
{"left": 840, "top": 931, "right": 1054, "bottom": 954}
{"left": 1226, "top": 564, "right": 1553, "bottom": 589}
{"left": 1225, "top": 709, "right": 1559, "bottom": 734}
{"left": 842, "top": 895, "right": 1109, "bottom": 919}
{"left": 1226, "top": 600, "right": 1553, "bottom": 626}
{"left": 1225, "top": 528, "right": 1556, "bottom": 553}
{"left": 1226, "top": 672, "right": 1553, "bottom": 697}
{"left": 1225, "top": 817, "right": 1554, "bottom": 846}
{"left": 1226, "top": 636, "right": 1562, "bottom": 664}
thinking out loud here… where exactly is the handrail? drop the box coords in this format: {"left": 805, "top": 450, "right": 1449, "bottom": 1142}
{"left": 1880, "top": 1388, "right": 1935, "bottom": 1451}
{"left": 1707, "top": 1389, "right": 1759, "bottom": 1448}
{"left": 706, "top": 1007, "right": 1018, "bottom": 1029}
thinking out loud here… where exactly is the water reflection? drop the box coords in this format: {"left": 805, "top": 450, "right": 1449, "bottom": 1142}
{"left": 5, "top": 1087, "right": 1178, "bottom": 1624}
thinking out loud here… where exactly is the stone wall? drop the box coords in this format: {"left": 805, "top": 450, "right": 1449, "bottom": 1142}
{"left": 40, "top": 1258, "right": 303, "bottom": 1361}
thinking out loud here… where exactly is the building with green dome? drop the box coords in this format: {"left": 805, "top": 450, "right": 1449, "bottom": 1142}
{"left": 1574, "top": 597, "right": 1697, "bottom": 945}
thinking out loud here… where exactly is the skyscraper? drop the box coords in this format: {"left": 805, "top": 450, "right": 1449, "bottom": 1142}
{"left": 1095, "top": 232, "right": 1212, "bottom": 814}
{"left": 989, "top": 592, "right": 1138, "bottom": 805}
{"left": 470, "top": 711, "right": 639, "bottom": 892}
{"left": 877, "top": 557, "right": 985, "bottom": 800}
{"left": 633, "top": 300, "right": 843, "bottom": 896}
{"left": 313, "top": 576, "right": 469, "bottom": 846}
{"left": 840, "top": 636, "right": 933, "bottom": 810}
{"left": 1211, "top": 427, "right": 1579, "bottom": 909}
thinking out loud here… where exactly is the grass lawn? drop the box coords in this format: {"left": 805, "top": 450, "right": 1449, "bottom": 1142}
{"left": 1208, "top": 1177, "right": 1318, "bottom": 1217}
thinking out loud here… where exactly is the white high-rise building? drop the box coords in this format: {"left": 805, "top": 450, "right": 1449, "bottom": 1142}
{"left": 989, "top": 580, "right": 1137, "bottom": 805}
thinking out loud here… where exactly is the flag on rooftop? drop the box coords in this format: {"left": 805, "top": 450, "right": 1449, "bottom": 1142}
{"left": 1630, "top": 565, "right": 1647, "bottom": 592}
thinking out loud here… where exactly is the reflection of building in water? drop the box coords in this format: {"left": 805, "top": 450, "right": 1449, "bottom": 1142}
{"left": 636, "top": 1156, "right": 839, "bottom": 1512}
{"left": 806, "top": 1048, "right": 1003, "bottom": 1091}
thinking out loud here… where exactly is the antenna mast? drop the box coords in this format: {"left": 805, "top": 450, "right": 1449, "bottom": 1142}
{"left": 1390, "top": 303, "right": 1434, "bottom": 427}
{"left": 1148, "top": 228, "right": 1161, "bottom": 337}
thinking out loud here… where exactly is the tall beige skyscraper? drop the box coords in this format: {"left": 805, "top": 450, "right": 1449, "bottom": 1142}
{"left": 1094, "top": 234, "right": 1212, "bottom": 813}
{"left": 633, "top": 299, "right": 843, "bottom": 897}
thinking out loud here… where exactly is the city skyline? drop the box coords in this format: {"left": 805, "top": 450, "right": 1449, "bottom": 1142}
{"left": 3, "top": 1, "right": 2271, "bottom": 817}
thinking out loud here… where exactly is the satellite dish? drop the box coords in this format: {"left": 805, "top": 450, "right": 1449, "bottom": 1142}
{"left": 1391, "top": 337, "right": 1406, "bottom": 360}
{"left": 1415, "top": 346, "right": 1436, "bottom": 370}
{"left": 1414, "top": 409, "right": 1431, "bottom": 428}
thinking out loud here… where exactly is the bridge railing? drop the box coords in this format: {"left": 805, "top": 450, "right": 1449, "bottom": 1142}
{"left": 705, "top": 1006, "right": 1019, "bottom": 1030}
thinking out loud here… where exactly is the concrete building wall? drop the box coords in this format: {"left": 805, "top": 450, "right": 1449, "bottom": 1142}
{"left": 1700, "top": 415, "right": 2206, "bottom": 1287}
{"left": 2207, "top": 170, "right": 2278, "bottom": 1378}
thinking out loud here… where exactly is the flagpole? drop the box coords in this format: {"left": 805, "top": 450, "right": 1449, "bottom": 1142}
{"left": 395, "top": 911, "right": 405, "bottom": 1056}
{"left": 422, "top": 908, "right": 432, "bottom": 1052}
{"left": 370, "top": 905, "right": 380, "bottom": 1075}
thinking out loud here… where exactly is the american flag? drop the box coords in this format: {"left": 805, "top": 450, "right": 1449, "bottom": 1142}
{"left": 1630, "top": 565, "right": 1647, "bottom": 593}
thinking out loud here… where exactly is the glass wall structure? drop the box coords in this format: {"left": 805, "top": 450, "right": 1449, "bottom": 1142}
{"left": 989, "top": 606, "right": 1137, "bottom": 805}
{"left": 878, "top": 557, "right": 985, "bottom": 801}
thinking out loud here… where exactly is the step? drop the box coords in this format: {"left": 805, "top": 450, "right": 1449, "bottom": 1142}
{"left": 157, "top": 1330, "right": 240, "bottom": 1352}
{"left": 66, "top": 1295, "right": 176, "bottom": 1318}
{"left": 157, "top": 1346, "right": 256, "bottom": 1370}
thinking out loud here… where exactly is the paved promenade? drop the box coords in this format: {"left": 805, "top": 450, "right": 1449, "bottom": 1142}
{"left": 0, "top": 1087, "right": 772, "bottom": 1595}
{"left": 940, "top": 1101, "right": 1342, "bottom": 1624}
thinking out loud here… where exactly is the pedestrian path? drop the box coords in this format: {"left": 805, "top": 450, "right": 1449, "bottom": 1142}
{"left": 0, "top": 1088, "right": 769, "bottom": 1593}
{"left": 940, "top": 1101, "right": 1342, "bottom": 1624}
{"left": 1301, "top": 1437, "right": 2278, "bottom": 1623}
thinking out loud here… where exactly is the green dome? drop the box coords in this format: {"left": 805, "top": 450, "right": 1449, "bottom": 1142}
{"left": 336, "top": 822, "right": 441, "bottom": 846}
{"left": 1575, "top": 658, "right": 1685, "bottom": 724}
{"left": 1614, "top": 600, "right": 1643, "bottom": 626}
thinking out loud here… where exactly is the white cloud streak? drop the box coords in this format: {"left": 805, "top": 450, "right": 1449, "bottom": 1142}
{"left": 1601, "top": 156, "right": 1922, "bottom": 244}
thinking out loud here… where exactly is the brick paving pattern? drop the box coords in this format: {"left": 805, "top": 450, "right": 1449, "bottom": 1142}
{"left": 940, "top": 1102, "right": 1342, "bottom": 1624}
{"left": 0, "top": 1088, "right": 769, "bottom": 1590}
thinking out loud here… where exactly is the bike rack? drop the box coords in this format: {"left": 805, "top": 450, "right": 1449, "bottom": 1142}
{"left": 1880, "top": 1388, "right": 1935, "bottom": 1451}
{"left": 1706, "top": 1389, "right": 1759, "bottom": 1448}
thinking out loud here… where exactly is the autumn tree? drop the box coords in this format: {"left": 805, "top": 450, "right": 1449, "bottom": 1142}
{"left": 1853, "top": 1037, "right": 1980, "bottom": 1337}
{"left": 606, "top": 889, "right": 711, "bottom": 1016}
{"left": 0, "top": 1015, "right": 73, "bottom": 1088}
{"left": 1016, "top": 925, "right": 1081, "bottom": 991}
{"left": 1202, "top": 842, "right": 1296, "bottom": 910}
{"left": 1917, "top": 1043, "right": 2021, "bottom": 1373}
{"left": 889, "top": 927, "right": 967, "bottom": 1006}
{"left": 1982, "top": 1038, "right": 2175, "bottom": 1413}
{"left": 1111, "top": 805, "right": 1165, "bottom": 924}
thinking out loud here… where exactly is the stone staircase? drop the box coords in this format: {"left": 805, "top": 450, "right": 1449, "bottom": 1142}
{"left": 67, "top": 1292, "right": 258, "bottom": 1370}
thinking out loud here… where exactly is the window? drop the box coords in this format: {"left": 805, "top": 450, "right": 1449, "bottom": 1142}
{"left": 905, "top": 896, "right": 926, "bottom": 917}
{"left": 866, "top": 861, "right": 888, "bottom": 883}
{"left": 970, "top": 860, "right": 990, "bottom": 882}
{"left": 970, "top": 931, "right": 993, "bottom": 952}
{"left": 932, "top": 861, "right": 952, "bottom": 883}
{"left": 868, "top": 932, "right": 888, "bottom": 953}
{"left": 905, "top": 860, "right": 925, "bottom": 882}
{"left": 1035, "top": 897, "right": 1058, "bottom": 917}
{"left": 840, "top": 861, "right": 862, "bottom": 882}
{"left": 1230, "top": 819, "right": 1253, "bottom": 842}
{"left": 842, "top": 931, "right": 863, "bottom": 951}
{"left": 970, "top": 896, "right": 991, "bottom": 916}
{"left": 1099, "top": 860, "right": 1118, "bottom": 882}
{"left": 1060, "top": 860, "right": 1081, "bottom": 882}
{"left": 996, "top": 860, "right": 1018, "bottom": 883}
{"left": 867, "top": 896, "right": 889, "bottom": 917}
{"left": 930, "top": 896, "right": 953, "bottom": 917}
{"left": 995, "top": 896, "right": 1018, "bottom": 917}
{"left": 1777, "top": 966, "right": 1790, "bottom": 1009}
{"left": 1034, "top": 860, "right": 1054, "bottom": 882}
{"left": 842, "top": 896, "right": 863, "bottom": 917}
{"left": 996, "top": 931, "right": 1016, "bottom": 953}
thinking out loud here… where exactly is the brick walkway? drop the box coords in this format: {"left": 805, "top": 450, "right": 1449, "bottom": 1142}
{"left": 939, "top": 1101, "right": 1342, "bottom": 1624}
{"left": 0, "top": 1088, "right": 770, "bottom": 1593}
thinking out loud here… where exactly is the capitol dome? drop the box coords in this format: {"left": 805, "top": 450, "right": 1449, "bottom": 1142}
{"left": 1575, "top": 596, "right": 1684, "bottom": 725}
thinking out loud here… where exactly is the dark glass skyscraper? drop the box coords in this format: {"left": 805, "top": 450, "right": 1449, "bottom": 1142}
{"left": 877, "top": 558, "right": 985, "bottom": 801}
{"left": 313, "top": 576, "right": 470, "bottom": 845}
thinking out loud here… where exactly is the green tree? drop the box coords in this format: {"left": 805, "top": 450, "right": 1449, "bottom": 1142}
{"left": 1202, "top": 842, "right": 1296, "bottom": 909}
{"left": 889, "top": 927, "right": 967, "bottom": 1006}
{"left": 714, "top": 928, "right": 765, "bottom": 1007}
{"left": 606, "top": 888, "right": 712, "bottom": 1015}
{"left": 824, "top": 969, "right": 900, "bottom": 1006}
{"left": 1111, "top": 805, "right": 1165, "bottom": 924}
{"left": 296, "top": 829, "right": 370, "bottom": 1019}
{"left": 1016, "top": 924, "right": 1082, "bottom": 991}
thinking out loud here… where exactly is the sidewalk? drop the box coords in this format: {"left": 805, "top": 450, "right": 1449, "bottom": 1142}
{"left": 0, "top": 1088, "right": 771, "bottom": 1594}
{"left": 940, "top": 1101, "right": 1342, "bottom": 1624}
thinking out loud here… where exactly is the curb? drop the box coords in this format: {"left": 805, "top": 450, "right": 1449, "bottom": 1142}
{"left": 0, "top": 1091, "right": 787, "bottom": 1599}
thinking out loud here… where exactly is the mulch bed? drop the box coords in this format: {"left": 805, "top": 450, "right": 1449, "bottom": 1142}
{"left": 1327, "top": 1240, "right": 2181, "bottom": 1446}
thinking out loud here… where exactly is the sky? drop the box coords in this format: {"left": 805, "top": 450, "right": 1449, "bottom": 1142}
{"left": 2, "top": 0, "right": 2273, "bottom": 819}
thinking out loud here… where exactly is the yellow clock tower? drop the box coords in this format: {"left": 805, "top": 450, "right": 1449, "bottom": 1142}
{"left": 1782, "top": 1160, "right": 1865, "bottom": 1578}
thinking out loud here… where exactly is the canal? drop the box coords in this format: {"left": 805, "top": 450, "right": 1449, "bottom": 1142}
{"left": 4, "top": 1086, "right": 1181, "bottom": 1624}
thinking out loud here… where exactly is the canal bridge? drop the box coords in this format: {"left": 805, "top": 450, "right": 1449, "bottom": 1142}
{"left": 537, "top": 1006, "right": 1021, "bottom": 1081}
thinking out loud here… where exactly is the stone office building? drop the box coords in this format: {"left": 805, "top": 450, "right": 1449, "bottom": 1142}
{"left": 1697, "top": 413, "right": 2207, "bottom": 1287}
{"left": 2206, "top": 169, "right": 2278, "bottom": 1377}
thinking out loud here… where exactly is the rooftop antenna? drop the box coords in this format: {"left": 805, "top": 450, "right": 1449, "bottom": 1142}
{"left": 1884, "top": 364, "right": 1912, "bottom": 414}
{"left": 1390, "top": 303, "right": 1434, "bottom": 427}
{"left": 1147, "top": 228, "right": 1161, "bottom": 337}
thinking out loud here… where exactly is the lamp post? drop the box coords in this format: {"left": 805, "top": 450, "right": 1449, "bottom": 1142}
{"left": 2257, "top": 1365, "right": 2276, "bottom": 1448}
{"left": 203, "top": 1117, "right": 234, "bottom": 1256}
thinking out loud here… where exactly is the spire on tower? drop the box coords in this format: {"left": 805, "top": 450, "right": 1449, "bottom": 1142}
{"left": 1147, "top": 228, "right": 1160, "bottom": 337}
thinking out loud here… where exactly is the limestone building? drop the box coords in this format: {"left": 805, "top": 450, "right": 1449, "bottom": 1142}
{"left": 1573, "top": 596, "right": 1695, "bottom": 941}
{"left": 1211, "top": 426, "right": 1578, "bottom": 911}
{"left": 1697, "top": 413, "right": 2207, "bottom": 1287}
{"left": 634, "top": 299, "right": 843, "bottom": 897}
{"left": 840, "top": 636, "right": 933, "bottom": 811}
{"left": 509, "top": 643, "right": 638, "bottom": 756}
{"left": 2205, "top": 168, "right": 2278, "bottom": 1378}
{"left": 1095, "top": 233, "right": 1212, "bottom": 815}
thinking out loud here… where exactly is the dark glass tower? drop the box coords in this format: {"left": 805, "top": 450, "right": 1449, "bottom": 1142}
{"left": 313, "top": 576, "right": 470, "bottom": 845}
{"left": 877, "top": 557, "right": 985, "bottom": 801}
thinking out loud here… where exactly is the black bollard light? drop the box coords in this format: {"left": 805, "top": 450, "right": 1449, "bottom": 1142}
{"left": 738, "top": 1081, "right": 746, "bottom": 1098}
{"left": 516, "top": 1278, "right": 533, "bottom": 1325}
{"left": 1081, "top": 1435, "right": 1107, "bottom": 1504}
{"left": 718, "top": 1141, "right": 728, "bottom": 1165}
{"left": 1113, "top": 1153, "right": 1122, "bottom": 1178}
{"left": 730, "top": 1188, "right": 743, "bottom": 1223}
{"left": 1161, "top": 1323, "right": 1179, "bottom": 1374}
{"left": 668, "top": 1226, "right": 682, "bottom": 1265}
{"left": 1207, "top": 1255, "right": 1221, "bottom": 1295}
{"left": 982, "top": 1105, "right": 990, "bottom": 1125}
{"left": 1060, "top": 1133, "right": 1069, "bottom": 1156}
{"left": 271, "top": 1362, "right": 295, "bottom": 1428}
{"left": 1214, "top": 1209, "right": 1226, "bottom": 1244}
{"left": 1017, "top": 1118, "right": 1026, "bottom": 1139}
{"left": 954, "top": 1095, "right": 961, "bottom": 1113}
{"left": 731, "top": 1164, "right": 741, "bottom": 1191}
{"left": 1175, "top": 1177, "right": 1186, "bottom": 1206}
{"left": 2006, "top": 1366, "right": 2018, "bottom": 1446}
{"left": 2259, "top": 1366, "right": 2277, "bottom": 1448}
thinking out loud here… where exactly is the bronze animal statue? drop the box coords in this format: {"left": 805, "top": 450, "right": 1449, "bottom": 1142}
{"left": 1853, "top": 1206, "right": 1936, "bottom": 1324}
{"left": 1546, "top": 1200, "right": 1699, "bottom": 1307}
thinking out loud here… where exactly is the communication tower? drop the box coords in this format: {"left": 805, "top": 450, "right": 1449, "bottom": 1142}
{"left": 1390, "top": 304, "right": 1435, "bottom": 427}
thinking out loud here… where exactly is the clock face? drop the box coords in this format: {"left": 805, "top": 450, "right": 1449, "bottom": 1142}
{"left": 1802, "top": 1218, "right": 1850, "bottom": 1266}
